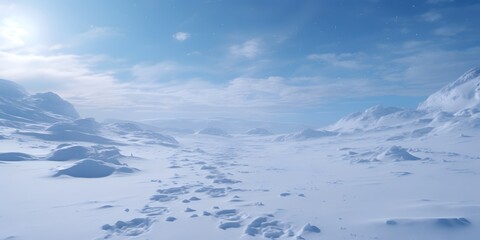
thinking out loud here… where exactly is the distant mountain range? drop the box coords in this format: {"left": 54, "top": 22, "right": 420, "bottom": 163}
{"left": 1, "top": 66, "right": 479, "bottom": 140}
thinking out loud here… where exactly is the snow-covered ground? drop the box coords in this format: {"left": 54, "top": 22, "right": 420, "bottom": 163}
{"left": 1, "top": 67, "right": 480, "bottom": 240}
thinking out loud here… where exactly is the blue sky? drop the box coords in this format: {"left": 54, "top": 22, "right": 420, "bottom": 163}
{"left": 0, "top": 0, "right": 479, "bottom": 126}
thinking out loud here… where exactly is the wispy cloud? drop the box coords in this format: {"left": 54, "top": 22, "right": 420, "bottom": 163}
{"left": 307, "top": 53, "right": 364, "bottom": 69}
{"left": 433, "top": 25, "right": 466, "bottom": 36}
{"left": 172, "top": 32, "right": 191, "bottom": 42}
{"left": 426, "top": 0, "right": 454, "bottom": 4}
{"left": 0, "top": 47, "right": 385, "bottom": 119}
{"left": 131, "top": 62, "right": 180, "bottom": 81}
{"left": 0, "top": 50, "right": 127, "bottom": 109}
{"left": 78, "top": 26, "right": 121, "bottom": 40}
{"left": 383, "top": 46, "right": 480, "bottom": 91}
{"left": 422, "top": 11, "right": 442, "bottom": 22}
{"left": 230, "top": 39, "right": 261, "bottom": 59}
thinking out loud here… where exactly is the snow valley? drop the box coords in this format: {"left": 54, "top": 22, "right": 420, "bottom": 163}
{"left": 1, "top": 67, "right": 480, "bottom": 240}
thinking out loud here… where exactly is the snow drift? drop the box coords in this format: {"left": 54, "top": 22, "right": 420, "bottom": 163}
{"left": 47, "top": 144, "right": 123, "bottom": 164}
{"left": 53, "top": 159, "right": 138, "bottom": 178}
{"left": 275, "top": 128, "right": 337, "bottom": 141}
{"left": 197, "top": 128, "right": 231, "bottom": 137}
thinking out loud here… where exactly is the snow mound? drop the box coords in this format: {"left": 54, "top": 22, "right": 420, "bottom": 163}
{"left": 245, "top": 128, "right": 273, "bottom": 136}
{"left": 419, "top": 67, "right": 480, "bottom": 113}
{"left": 17, "top": 118, "right": 117, "bottom": 144}
{"left": 53, "top": 159, "right": 138, "bottom": 178}
{"left": 47, "top": 144, "right": 123, "bottom": 164}
{"left": 376, "top": 146, "right": 421, "bottom": 162}
{"left": 197, "top": 128, "right": 231, "bottom": 137}
{"left": 343, "top": 146, "right": 422, "bottom": 163}
{"left": 276, "top": 128, "right": 337, "bottom": 141}
{"left": 0, "top": 152, "right": 36, "bottom": 161}
{"left": 301, "top": 223, "right": 321, "bottom": 233}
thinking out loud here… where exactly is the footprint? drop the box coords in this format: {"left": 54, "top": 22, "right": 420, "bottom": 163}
{"left": 185, "top": 207, "right": 196, "bottom": 212}
{"left": 157, "top": 186, "right": 189, "bottom": 195}
{"left": 245, "top": 216, "right": 292, "bottom": 239}
{"left": 211, "top": 209, "right": 248, "bottom": 230}
{"left": 102, "top": 218, "right": 152, "bottom": 238}
{"left": 195, "top": 186, "right": 228, "bottom": 198}
{"left": 140, "top": 205, "right": 169, "bottom": 216}
{"left": 280, "top": 192, "right": 291, "bottom": 197}
{"left": 150, "top": 194, "right": 177, "bottom": 202}
{"left": 219, "top": 221, "right": 242, "bottom": 230}
{"left": 213, "top": 178, "right": 241, "bottom": 184}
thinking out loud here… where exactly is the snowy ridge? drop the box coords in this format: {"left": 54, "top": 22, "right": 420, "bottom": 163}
{"left": 419, "top": 66, "right": 480, "bottom": 113}
{"left": 0, "top": 79, "right": 79, "bottom": 126}
{"left": 327, "top": 105, "right": 408, "bottom": 133}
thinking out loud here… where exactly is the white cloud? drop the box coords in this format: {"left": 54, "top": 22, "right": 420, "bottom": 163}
{"left": 131, "top": 62, "right": 180, "bottom": 81}
{"left": 230, "top": 39, "right": 261, "bottom": 59}
{"left": 433, "top": 25, "right": 466, "bottom": 36}
{"left": 427, "top": 0, "right": 454, "bottom": 4}
{"left": 402, "top": 41, "right": 430, "bottom": 49}
{"left": 307, "top": 53, "right": 364, "bottom": 69}
{"left": 0, "top": 18, "right": 28, "bottom": 49}
{"left": 172, "top": 32, "right": 191, "bottom": 42}
{"left": 0, "top": 50, "right": 128, "bottom": 109}
{"left": 422, "top": 11, "right": 442, "bottom": 22}
{"left": 79, "top": 26, "right": 121, "bottom": 40}
{"left": 0, "top": 48, "right": 385, "bottom": 119}
{"left": 384, "top": 47, "right": 480, "bottom": 91}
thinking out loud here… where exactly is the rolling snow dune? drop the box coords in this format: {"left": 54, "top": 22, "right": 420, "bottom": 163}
{"left": 197, "top": 128, "right": 231, "bottom": 137}
{"left": 53, "top": 159, "right": 138, "bottom": 178}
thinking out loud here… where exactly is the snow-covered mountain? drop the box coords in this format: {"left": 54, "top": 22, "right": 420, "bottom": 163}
{"left": 278, "top": 67, "right": 480, "bottom": 140}
{"left": 0, "top": 79, "right": 178, "bottom": 147}
{"left": 0, "top": 79, "right": 79, "bottom": 126}
{"left": 418, "top": 66, "right": 480, "bottom": 113}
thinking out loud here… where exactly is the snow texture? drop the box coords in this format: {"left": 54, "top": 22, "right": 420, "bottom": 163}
{"left": 1, "top": 68, "right": 480, "bottom": 240}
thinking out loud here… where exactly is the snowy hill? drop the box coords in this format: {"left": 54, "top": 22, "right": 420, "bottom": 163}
{"left": 327, "top": 105, "right": 406, "bottom": 132}
{"left": 245, "top": 128, "right": 273, "bottom": 136}
{"left": 0, "top": 79, "right": 79, "bottom": 126}
{"left": 324, "top": 67, "right": 480, "bottom": 135}
{"left": 275, "top": 128, "right": 337, "bottom": 141}
{"left": 197, "top": 127, "right": 231, "bottom": 137}
{"left": 419, "top": 67, "right": 480, "bottom": 113}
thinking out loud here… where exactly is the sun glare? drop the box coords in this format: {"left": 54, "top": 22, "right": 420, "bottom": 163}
{"left": 1, "top": 18, "right": 29, "bottom": 48}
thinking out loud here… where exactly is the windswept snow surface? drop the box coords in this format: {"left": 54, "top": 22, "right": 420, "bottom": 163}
{"left": 1, "top": 126, "right": 479, "bottom": 240}
{"left": 1, "top": 69, "right": 480, "bottom": 240}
